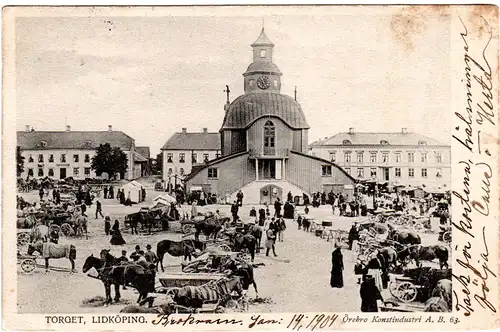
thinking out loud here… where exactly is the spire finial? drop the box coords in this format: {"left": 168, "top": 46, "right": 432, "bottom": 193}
{"left": 262, "top": 17, "right": 264, "bottom": 30}
{"left": 294, "top": 86, "right": 297, "bottom": 101}
{"left": 224, "top": 85, "right": 231, "bottom": 104}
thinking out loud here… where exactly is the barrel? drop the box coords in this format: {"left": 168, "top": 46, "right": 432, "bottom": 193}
{"left": 315, "top": 229, "right": 323, "bottom": 237}
{"left": 322, "top": 221, "right": 332, "bottom": 227}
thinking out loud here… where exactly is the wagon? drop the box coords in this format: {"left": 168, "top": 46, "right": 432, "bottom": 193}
{"left": 156, "top": 273, "right": 226, "bottom": 294}
{"left": 17, "top": 252, "right": 37, "bottom": 274}
{"left": 389, "top": 267, "right": 451, "bottom": 303}
{"left": 17, "top": 229, "right": 31, "bottom": 246}
{"left": 181, "top": 251, "right": 244, "bottom": 273}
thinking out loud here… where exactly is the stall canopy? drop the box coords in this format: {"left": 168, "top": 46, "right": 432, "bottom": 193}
{"left": 152, "top": 194, "right": 177, "bottom": 208}
{"left": 121, "top": 181, "right": 144, "bottom": 204}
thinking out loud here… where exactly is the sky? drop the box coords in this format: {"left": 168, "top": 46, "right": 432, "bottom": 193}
{"left": 15, "top": 10, "right": 451, "bottom": 155}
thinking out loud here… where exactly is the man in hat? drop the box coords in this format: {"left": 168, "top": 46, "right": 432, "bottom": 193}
{"left": 118, "top": 250, "right": 129, "bottom": 264}
{"left": 348, "top": 223, "right": 360, "bottom": 250}
{"left": 130, "top": 245, "right": 141, "bottom": 261}
{"left": 144, "top": 244, "right": 158, "bottom": 265}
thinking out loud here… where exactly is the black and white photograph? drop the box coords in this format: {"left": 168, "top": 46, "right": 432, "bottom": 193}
{"left": 2, "top": 5, "right": 499, "bottom": 330}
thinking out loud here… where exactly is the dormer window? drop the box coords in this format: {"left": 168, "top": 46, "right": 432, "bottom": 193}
{"left": 380, "top": 140, "right": 389, "bottom": 145}
{"left": 84, "top": 140, "right": 92, "bottom": 148}
{"left": 342, "top": 140, "right": 351, "bottom": 145}
{"left": 40, "top": 141, "right": 47, "bottom": 147}
{"left": 418, "top": 140, "right": 427, "bottom": 145}
{"left": 249, "top": 79, "right": 255, "bottom": 88}
{"left": 273, "top": 79, "right": 278, "bottom": 88}
{"left": 260, "top": 49, "right": 266, "bottom": 58}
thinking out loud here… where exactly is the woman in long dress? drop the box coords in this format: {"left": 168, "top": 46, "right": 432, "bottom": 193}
{"left": 110, "top": 220, "right": 126, "bottom": 245}
{"left": 360, "top": 275, "right": 383, "bottom": 312}
{"left": 330, "top": 247, "right": 344, "bottom": 288}
{"left": 191, "top": 201, "right": 198, "bottom": 218}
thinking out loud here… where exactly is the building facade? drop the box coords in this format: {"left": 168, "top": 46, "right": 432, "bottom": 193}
{"left": 17, "top": 125, "right": 143, "bottom": 180}
{"left": 186, "top": 29, "right": 355, "bottom": 204}
{"left": 309, "top": 128, "right": 451, "bottom": 189}
{"left": 161, "top": 128, "right": 221, "bottom": 183}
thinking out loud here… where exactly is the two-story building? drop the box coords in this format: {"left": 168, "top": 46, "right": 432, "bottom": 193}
{"left": 160, "top": 128, "right": 221, "bottom": 184}
{"left": 17, "top": 125, "right": 144, "bottom": 180}
{"left": 309, "top": 128, "right": 451, "bottom": 189}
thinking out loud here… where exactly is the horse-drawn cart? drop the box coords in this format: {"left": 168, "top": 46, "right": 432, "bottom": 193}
{"left": 157, "top": 273, "right": 226, "bottom": 293}
{"left": 17, "top": 252, "right": 37, "bottom": 274}
{"left": 17, "top": 229, "right": 31, "bottom": 246}
{"left": 389, "top": 267, "right": 451, "bottom": 303}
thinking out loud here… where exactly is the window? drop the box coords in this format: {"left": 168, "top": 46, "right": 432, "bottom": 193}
{"left": 421, "top": 153, "right": 427, "bottom": 163}
{"left": 84, "top": 167, "right": 91, "bottom": 176}
{"left": 38, "top": 168, "right": 44, "bottom": 177}
{"left": 264, "top": 121, "right": 275, "bottom": 148}
{"left": 345, "top": 167, "right": 351, "bottom": 175}
{"left": 73, "top": 167, "right": 79, "bottom": 176}
{"left": 167, "top": 153, "right": 173, "bottom": 163}
{"left": 418, "top": 140, "right": 427, "bottom": 145}
{"left": 436, "top": 152, "right": 442, "bottom": 163}
{"left": 179, "top": 153, "right": 185, "bottom": 163}
{"left": 273, "top": 80, "right": 278, "bottom": 88}
{"left": 179, "top": 168, "right": 185, "bottom": 176}
{"left": 421, "top": 168, "right": 428, "bottom": 177}
{"left": 380, "top": 140, "right": 389, "bottom": 145}
{"left": 370, "top": 168, "right": 377, "bottom": 177}
{"left": 48, "top": 154, "right": 54, "bottom": 162}
{"left": 395, "top": 168, "right": 401, "bottom": 177}
{"left": 249, "top": 79, "right": 255, "bottom": 88}
{"left": 38, "top": 154, "right": 44, "bottom": 163}
{"left": 73, "top": 154, "right": 79, "bottom": 163}
{"left": 342, "top": 140, "right": 352, "bottom": 145}
{"left": 208, "top": 167, "right": 218, "bottom": 178}
{"left": 60, "top": 154, "right": 66, "bottom": 163}
{"left": 357, "top": 152, "right": 363, "bottom": 163}
{"left": 203, "top": 154, "right": 209, "bottom": 163}
{"left": 408, "top": 168, "right": 414, "bottom": 177}
{"left": 192, "top": 153, "right": 197, "bottom": 164}
{"left": 357, "top": 168, "right": 364, "bottom": 178}
{"left": 28, "top": 155, "right": 34, "bottom": 163}
{"left": 408, "top": 152, "right": 414, "bottom": 163}
{"left": 321, "top": 165, "right": 332, "bottom": 176}
{"left": 329, "top": 152, "right": 336, "bottom": 162}
{"left": 84, "top": 154, "right": 90, "bottom": 163}
{"left": 28, "top": 168, "right": 34, "bottom": 176}
{"left": 40, "top": 140, "right": 47, "bottom": 147}
{"left": 370, "top": 152, "right": 377, "bottom": 163}
{"left": 382, "top": 153, "right": 389, "bottom": 163}
{"left": 260, "top": 49, "right": 266, "bottom": 58}
{"left": 395, "top": 153, "right": 401, "bottom": 163}
{"left": 436, "top": 168, "right": 442, "bottom": 178}
{"left": 48, "top": 168, "right": 54, "bottom": 177}
{"left": 344, "top": 152, "right": 351, "bottom": 163}
{"left": 168, "top": 168, "right": 172, "bottom": 175}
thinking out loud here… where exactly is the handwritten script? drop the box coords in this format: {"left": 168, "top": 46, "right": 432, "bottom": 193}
{"left": 452, "top": 15, "right": 497, "bottom": 317}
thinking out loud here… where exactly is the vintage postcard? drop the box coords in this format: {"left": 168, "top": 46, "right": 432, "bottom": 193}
{"left": 2, "top": 5, "right": 499, "bottom": 331}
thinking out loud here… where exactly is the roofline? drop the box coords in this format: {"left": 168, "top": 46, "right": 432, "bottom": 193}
{"left": 243, "top": 70, "right": 282, "bottom": 76}
{"left": 184, "top": 151, "right": 248, "bottom": 181}
{"left": 220, "top": 114, "right": 310, "bottom": 132}
{"left": 289, "top": 150, "right": 358, "bottom": 183}
{"left": 310, "top": 132, "right": 448, "bottom": 147}
{"left": 309, "top": 144, "right": 451, "bottom": 149}
{"left": 160, "top": 148, "right": 221, "bottom": 151}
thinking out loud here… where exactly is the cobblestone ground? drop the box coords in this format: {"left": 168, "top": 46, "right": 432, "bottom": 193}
{"left": 16, "top": 181, "right": 439, "bottom": 313}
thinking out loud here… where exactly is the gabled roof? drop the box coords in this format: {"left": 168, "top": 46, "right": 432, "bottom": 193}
{"left": 17, "top": 131, "right": 134, "bottom": 150}
{"left": 310, "top": 132, "right": 447, "bottom": 147}
{"left": 221, "top": 93, "right": 309, "bottom": 130}
{"left": 136, "top": 146, "right": 150, "bottom": 159}
{"left": 161, "top": 132, "right": 221, "bottom": 151}
{"left": 251, "top": 28, "right": 274, "bottom": 47}
{"left": 133, "top": 151, "right": 148, "bottom": 162}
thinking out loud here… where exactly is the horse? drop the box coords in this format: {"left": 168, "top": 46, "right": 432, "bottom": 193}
{"left": 27, "top": 241, "right": 76, "bottom": 272}
{"left": 431, "top": 279, "right": 452, "bottom": 309}
{"left": 386, "top": 225, "right": 421, "bottom": 245}
{"left": 156, "top": 239, "right": 207, "bottom": 272}
{"left": 223, "top": 258, "right": 258, "bottom": 297}
{"left": 377, "top": 247, "right": 398, "bottom": 272}
{"left": 31, "top": 224, "right": 49, "bottom": 243}
{"left": 194, "top": 216, "right": 227, "bottom": 241}
{"left": 232, "top": 233, "right": 256, "bottom": 262}
{"left": 73, "top": 215, "right": 88, "bottom": 239}
{"left": 82, "top": 254, "right": 121, "bottom": 304}
{"left": 170, "top": 276, "right": 243, "bottom": 310}
{"left": 246, "top": 224, "right": 263, "bottom": 253}
{"left": 398, "top": 245, "right": 449, "bottom": 269}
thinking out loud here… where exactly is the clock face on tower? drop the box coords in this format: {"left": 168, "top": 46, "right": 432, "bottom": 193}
{"left": 256, "top": 76, "right": 271, "bottom": 90}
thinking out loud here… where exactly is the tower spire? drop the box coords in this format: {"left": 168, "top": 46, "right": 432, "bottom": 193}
{"left": 294, "top": 86, "right": 297, "bottom": 101}
{"left": 224, "top": 85, "right": 231, "bottom": 103}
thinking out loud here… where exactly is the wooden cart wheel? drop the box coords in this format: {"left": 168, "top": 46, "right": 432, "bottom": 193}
{"left": 443, "top": 231, "right": 451, "bottom": 243}
{"left": 17, "top": 233, "right": 31, "bottom": 246}
{"left": 182, "top": 224, "right": 193, "bottom": 234}
{"left": 396, "top": 281, "right": 418, "bottom": 302}
{"left": 219, "top": 244, "right": 232, "bottom": 252}
{"left": 60, "top": 223, "right": 74, "bottom": 236}
{"left": 21, "top": 258, "right": 36, "bottom": 274}
{"left": 388, "top": 280, "right": 399, "bottom": 298}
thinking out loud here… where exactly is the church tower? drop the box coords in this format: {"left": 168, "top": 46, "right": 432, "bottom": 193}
{"left": 243, "top": 28, "right": 283, "bottom": 94}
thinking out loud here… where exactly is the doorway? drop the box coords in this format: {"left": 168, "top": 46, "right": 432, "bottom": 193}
{"left": 383, "top": 168, "right": 390, "bottom": 181}
{"left": 59, "top": 168, "right": 66, "bottom": 179}
{"left": 259, "top": 184, "right": 283, "bottom": 205}
{"left": 258, "top": 160, "right": 276, "bottom": 179}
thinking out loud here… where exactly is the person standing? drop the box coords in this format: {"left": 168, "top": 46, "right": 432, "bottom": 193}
{"left": 110, "top": 220, "right": 126, "bottom": 245}
{"left": 95, "top": 200, "right": 104, "bottom": 219}
{"left": 103, "top": 186, "right": 108, "bottom": 199}
{"left": 130, "top": 245, "right": 141, "bottom": 261}
{"left": 109, "top": 185, "right": 114, "bottom": 199}
{"left": 230, "top": 200, "right": 239, "bottom": 222}
{"left": 39, "top": 187, "right": 44, "bottom": 201}
{"left": 118, "top": 250, "right": 129, "bottom": 264}
{"left": 330, "top": 247, "right": 344, "bottom": 288}
{"left": 277, "top": 217, "right": 286, "bottom": 242}
{"left": 274, "top": 198, "right": 282, "bottom": 218}
{"left": 348, "top": 223, "right": 360, "bottom": 250}
{"left": 191, "top": 200, "right": 198, "bottom": 219}
{"left": 144, "top": 244, "right": 158, "bottom": 265}
{"left": 360, "top": 275, "right": 384, "bottom": 312}
{"left": 249, "top": 207, "right": 257, "bottom": 217}
{"left": 236, "top": 190, "right": 244, "bottom": 207}
{"left": 104, "top": 215, "right": 111, "bottom": 236}
{"left": 265, "top": 224, "right": 277, "bottom": 257}
{"left": 287, "top": 191, "right": 293, "bottom": 203}
{"left": 80, "top": 202, "right": 87, "bottom": 217}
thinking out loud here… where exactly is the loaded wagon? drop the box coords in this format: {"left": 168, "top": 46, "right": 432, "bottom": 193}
{"left": 389, "top": 266, "right": 451, "bottom": 303}
{"left": 17, "top": 252, "right": 37, "bottom": 274}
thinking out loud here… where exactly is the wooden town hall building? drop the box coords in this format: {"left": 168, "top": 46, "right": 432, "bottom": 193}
{"left": 186, "top": 28, "right": 355, "bottom": 204}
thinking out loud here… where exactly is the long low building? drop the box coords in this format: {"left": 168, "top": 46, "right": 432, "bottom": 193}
{"left": 17, "top": 125, "right": 148, "bottom": 181}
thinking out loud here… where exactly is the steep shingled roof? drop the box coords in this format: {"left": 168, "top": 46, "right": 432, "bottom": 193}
{"left": 136, "top": 146, "right": 150, "bottom": 159}
{"left": 17, "top": 131, "right": 134, "bottom": 150}
{"left": 161, "top": 132, "right": 221, "bottom": 151}
{"left": 251, "top": 28, "right": 274, "bottom": 47}
{"left": 221, "top": 93, "right": 309, "bottom": 130}
{"left": 310, "top": 132, "right": 447, "bottom": 147}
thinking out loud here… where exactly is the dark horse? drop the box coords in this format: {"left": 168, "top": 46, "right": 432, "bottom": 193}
{"left": 27, "top": 241, "right": 76, "bottom": 272}
{"left": 82, "top": 254, "right": 121, "bottom": 304}
{"left": 387, "top": 225, "right": 421, "bottom": 245}
{"left": 194, "top": 216, "right": 229, "bottom": 241}
{"left": 223, "top": 258, "right": 258, "bottom": 296}
{"left": 156, "top": 239, "right": 206, "bottom": 272}
{"left": 232, "top": 233, "right": 256, "bottom": 262}
{"left": 398, "top": 245, "right": 449, "bottom": 269}
{"left": 245, "top": 224, "right": 263, "bottom": 253}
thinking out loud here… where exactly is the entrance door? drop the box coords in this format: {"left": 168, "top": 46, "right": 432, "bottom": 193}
{"left": 259, "top": 160, "right": 276, "bottom": 179}
{"left": 60, "top": 168, "right": 66, "bottom": 179}
{"left": 260, "top": 184, "right": 283, "bottom": 205}
{"left": 383, "top": 168, "right": 390, "bottom": 181}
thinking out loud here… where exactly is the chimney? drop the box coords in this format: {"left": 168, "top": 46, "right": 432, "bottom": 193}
{"left": 66, "top": 125, "right": 71, "bottom": 132}
{"left": 108, "top": 125, "right": 112, "bottom": 132}
{"left": 402, "top": 128, "right": 408, "bottom": 134}
{"left": 181, "top": 128, "right": 187, "bottom": 134}
{"left": 202, "top": 128, "right": 208, "bottom": 134}
{"left": 25, "top": 125, "right": 30, "bottom": 132}
{"left": 349, "top": 127, "right": 354, "bottom": 134}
